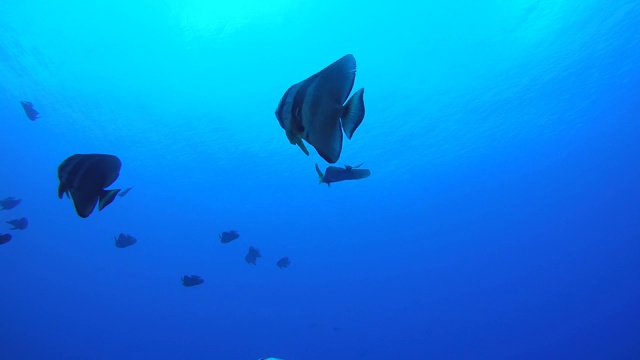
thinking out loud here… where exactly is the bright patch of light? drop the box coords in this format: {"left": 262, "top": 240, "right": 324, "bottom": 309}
{"left": 176, "top": 0, "right": 294, "bottom": 38}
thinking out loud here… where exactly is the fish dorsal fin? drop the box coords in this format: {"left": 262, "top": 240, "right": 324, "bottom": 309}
{"left": 314, "top": 54, "right": 357, "bottom": 105}
{"left": 344, "top": 163, "right": 363, "bottom": 170}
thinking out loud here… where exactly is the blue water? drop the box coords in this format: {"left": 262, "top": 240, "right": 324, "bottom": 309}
{"left": 1, "top": 1, "right": 639, "bottom": 359}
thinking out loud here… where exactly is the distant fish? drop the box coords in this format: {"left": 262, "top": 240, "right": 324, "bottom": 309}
{"left": 277, "top": 256, "right": 290, "bottom": 269}
{"left": 57, "top": 154, "right": 122, "bottom": 218}
{"left": 245, "top": 246, "right": 261, "bottom": 265}
{"left": 6, "top": 217, "right": 28, "bottom": 230}
{"left": 118, "top": 187, "right": 133, "bottom": 197}
{"left": 219, "top": 230, "right": 239, "bottom": 244}
{"left": 0, "top": 233, "right": 11, "bottom": 245}
{"left": 181, "top": 275, "right": 204, "bottom": 287}
{"left": 20, "top": 101, "right": 39, "bottom": 121}
{"left": 275, "top": 54, "right": 365, "bottom": 164}
{"left": 315, "top": 163, "right": 371, "bottom": 186}
{"left": 115, "top": 233, "right": 137, "bottom": 248}
{"left": 0, "top": 197, "right": 22, "bottom": 210}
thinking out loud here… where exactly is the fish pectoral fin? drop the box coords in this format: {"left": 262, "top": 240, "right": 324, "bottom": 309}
{"left": 341, "top": 88, "right": 365, "bottom": 140}
{"left": 58, "top": 183, "right": 68, "bottom": 199}
{"left": 98, "top": 189, "right": 120, "bottom": 211}
{"left": 296, "top": 137, "right": 310, "bottom": 156}
{"left": 286, "top": 131, "right": 310, "bottom": 156}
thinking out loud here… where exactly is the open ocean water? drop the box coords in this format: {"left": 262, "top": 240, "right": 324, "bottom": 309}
{"left": 1, "top": 1, "right": 639, "bottom": 359}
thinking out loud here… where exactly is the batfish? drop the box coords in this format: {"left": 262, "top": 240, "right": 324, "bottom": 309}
{"left": 275, "top": 54, "right": 365, "bottom": 163}
{"left": 57, "top": 154, "right": 122, "bottom": 218}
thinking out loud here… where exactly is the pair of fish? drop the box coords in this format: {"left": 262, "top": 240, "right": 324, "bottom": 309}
{"left": 0, "top": 217, "right": 27, "bottom": 245}
{"left": 182, "top": 275, "right": 204, "bottom": 287}
{"left": 57, "top": 154, "right": 123, "bottom": 218}
{"left": 245, "top": 246, "right": 261, "bottom": 265}
{"left": 275, "top": 54, "right": 365, "bottom": 164}
{"left": 115, "top": 233, "right": 137, "bottom": 248}
{"left": 0, "top": 197, "right": 21, "bottom": 210}
{"left": 20, "top": 101, "right": 39, "bottom": 121}
{"left": 219, "top": 230, "right": 239, "bottom": 243}
{"left": 6, "top": 217, "right": 28, "bottom": 230}
{"left": 316, "top": 163, "right": 371, "bottom": 186}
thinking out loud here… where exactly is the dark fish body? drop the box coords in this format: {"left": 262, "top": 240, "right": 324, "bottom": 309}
{"left": 277, "top": 256, "right": 290, "bottom": 269}
{"left": 219, "top": 230, "right": 239, "bottom": 244}
{"left": 115, "top": 233, "right": 137, "bottom": 248}
{"left": 275, "top": 54, "right": 366, "bottom": 164}
{"left": 118, "top": 187, "right": 133, "bottom": 197}
{"left": 315, "top": 163, "right": 371, "bottom": 186}
{"left": 20, "top": 101, "right": 39, "bottom": 121}
{"left": 6, "top": 217, "right": 28, "bottom": 230}
{"left": 57, "top": 154, "right": 122, "bottom": 218}
{"left": 182, "top": 275, "right": 204, "bottom": 287}
{"left": 0, "top": 233, "right": 11, "bottom": 245}
{"left": 245, "top": 246, "right": 261, "bottom": 265}
{"left": 0, "top": 197, "right": 22, "bottom": 210}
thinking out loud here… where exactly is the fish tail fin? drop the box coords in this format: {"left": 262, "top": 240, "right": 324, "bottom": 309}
{"left": 98, "top": 189, "right": 120, "bottom": 211}
{"left": 341, "top": 88, "right": 365, "bottom": 140}
{"left": 315, "top": 163, "right": 325, "bottom": 185}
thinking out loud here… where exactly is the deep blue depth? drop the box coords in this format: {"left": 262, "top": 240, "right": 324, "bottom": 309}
{"left": 1, "top": 1, "right": 639, "bottom": 359}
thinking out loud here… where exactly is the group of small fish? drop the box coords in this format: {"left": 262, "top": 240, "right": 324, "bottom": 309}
{"left": 11, "top": 55, "right": 372, "bottom": 306}
{"left": 221, "top": 230, "right": 289, "bottom": 267}
{"left": 183, "top": 231, "right": 291, "bottom": 287}
{"left": 0, "top": 197, "right": 28, "bottom": 245}
{"left": 12, "top": 55, "right": 372, "bottom": 360}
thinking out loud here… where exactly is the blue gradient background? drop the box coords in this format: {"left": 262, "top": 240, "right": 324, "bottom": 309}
{"left": 1, "top": 1, "right": 639, "bottom": 359}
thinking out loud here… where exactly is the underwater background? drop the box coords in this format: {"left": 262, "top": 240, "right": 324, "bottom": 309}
{"left": 1, "top": 0, "right": 639, "bottom": 359}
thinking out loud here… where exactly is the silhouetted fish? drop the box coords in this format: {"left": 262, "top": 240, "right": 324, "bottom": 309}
{"left": 245, "top": 246, "right": 261, "bottom": 265}
{"left": 219, "top": 230, "right": 239, "bottom": 244}
{"left": 118, "top": 187, "right": 133, "bottom": 197}
{"left": 20, "top": 101, "right": 39, "bottom": 121}
{"left": 115, "top": 233, "right": 137, "bottom": 248}
{"left": 6, "top": 217, "right": 28, "bottom": 230}
{"left": 0, "top": 197, "right": 21, "bottom": 210}
{"left": 181, "top": 275, "right": 204, "bottom": 287}
{"left": 277, "top": 256, "right": 290, "bottom": 269}
{"left": 57, "top": 154, "right": 122, "bottom": 218}
{"left": 0, "top": 233, "right": 11, "bottom": 245}
{"left": 315, "top": 163, "right": 371, "bottom": 186}
{"left": 275, "top": 54, "right": 365, "bottom": 163}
